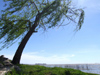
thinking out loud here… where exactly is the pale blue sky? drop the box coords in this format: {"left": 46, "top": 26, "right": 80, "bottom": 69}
{"left": 0, "top": 0, "right": 100, "bottom": 64}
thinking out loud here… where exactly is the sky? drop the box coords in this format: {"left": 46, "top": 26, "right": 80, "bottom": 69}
{"left": 0, "top": 0, "right": 100, "bottom": 64}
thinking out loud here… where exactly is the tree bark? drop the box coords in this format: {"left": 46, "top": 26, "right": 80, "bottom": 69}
{"left": 11, "top": 27, "right": 36, "bottom": 64}
{"left": 11, "top": 13, "right": 41, "bottom": 65}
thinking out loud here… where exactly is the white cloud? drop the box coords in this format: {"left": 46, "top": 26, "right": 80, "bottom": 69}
{"left": 3, "top": 51, "right": 75, "bottom": 64}
{"left": 20, "top": 53, "right": 75, "bottom": 64}
{"left": 5, "top": 54, "right": 14, "bottom": 60}
{"left": 71, "top": 54, "right": 75, "bottom": 57}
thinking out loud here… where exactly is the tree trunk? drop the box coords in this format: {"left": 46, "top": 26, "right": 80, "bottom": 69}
{"left": 11, "top": 28, "right": 35, "bottom": 64}
{"left": 11, "top": 13, "right": 41, "bottom": 65}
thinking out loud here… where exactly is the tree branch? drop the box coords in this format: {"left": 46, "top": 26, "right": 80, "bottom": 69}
{"left": 30, "top": 1, "right": 40, "bottom": 13}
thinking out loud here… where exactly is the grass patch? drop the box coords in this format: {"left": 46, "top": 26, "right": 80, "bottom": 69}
{"left": 6, "top": 64, "right": 98, "bottom": 75}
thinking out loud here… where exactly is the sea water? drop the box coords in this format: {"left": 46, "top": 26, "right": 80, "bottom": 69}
{"left": 40, "top": 64, "right": 100, "bottom": 74}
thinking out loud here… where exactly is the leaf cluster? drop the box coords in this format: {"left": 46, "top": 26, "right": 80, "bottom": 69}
{"left": 0, "top": 0, "right": 84, "bottom": 50}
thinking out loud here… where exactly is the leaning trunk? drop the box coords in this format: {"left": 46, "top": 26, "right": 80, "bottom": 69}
{"left": 11, "top": 28, "right": 35, "bottom": 65}
{"left": 11, "top": 13, "right": 42, "bottom": 65}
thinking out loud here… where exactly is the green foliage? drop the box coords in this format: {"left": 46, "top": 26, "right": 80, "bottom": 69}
{"left": 0, "top": 0, "right": 84, "bottom": 50}
{"left": 6, "top": 64, "right": 98, "bottom": 75}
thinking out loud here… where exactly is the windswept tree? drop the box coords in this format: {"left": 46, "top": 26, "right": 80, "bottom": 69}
{"left": 0, "top": 0, "right": 84, "bottom": 64}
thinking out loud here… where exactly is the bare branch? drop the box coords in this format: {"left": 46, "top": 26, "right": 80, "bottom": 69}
{"left": 64, "top": 13, "right": 76, "bottom": 23}
{"left": 47, "top": 0, "right": 49, "bottom": 4}
{"left": 30, "top": 1, "right": 40, "bottom": 13}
